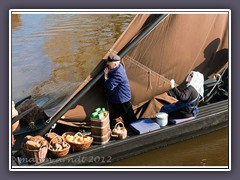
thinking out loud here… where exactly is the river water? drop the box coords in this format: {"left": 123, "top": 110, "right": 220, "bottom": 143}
{"left": 12, "top": 13, "right": 133, "bottom": 104}
{"left": 11, "top": 13, "right": 229, "bottom": 167}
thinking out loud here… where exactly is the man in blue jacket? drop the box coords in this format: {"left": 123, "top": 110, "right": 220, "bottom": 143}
{"left": 104, "top": 54, "right": 137, "bottom": 128}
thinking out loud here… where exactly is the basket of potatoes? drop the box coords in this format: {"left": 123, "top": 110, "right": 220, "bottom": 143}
{"left": 48, "top": 136, "right": 70, "bottom": 158}
{"left": 62, "top": 132, "right": 93, "bottom": 152}
{"left": 22, "top": 135, "right": 48, "bottom": 164}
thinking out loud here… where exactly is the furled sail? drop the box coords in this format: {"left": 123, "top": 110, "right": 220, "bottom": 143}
{"left": 40, "top": 13, "right": 228, "bottom": 135}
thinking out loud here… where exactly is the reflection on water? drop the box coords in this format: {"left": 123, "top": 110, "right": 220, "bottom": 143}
{"left": 109, "top": 128, "right": 229, "bottom": 166}
{"left": 12, "top": 13, "right": 133, "bottom": 104}
{"left": 12, "top": 14, "right": 21, "bottom": 30}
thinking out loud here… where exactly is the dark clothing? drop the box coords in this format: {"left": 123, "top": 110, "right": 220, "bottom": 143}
{"left": 104, "top": 64, "right": 131, "bottom": 103}
{"left": 104, "top": 63, "right": 137, "bottom": 127}
{"left": 161, "top": 85, "right": 199, "bottom": 119}
{"left": 108, "top": 101, "right": 138, "bottom": 127}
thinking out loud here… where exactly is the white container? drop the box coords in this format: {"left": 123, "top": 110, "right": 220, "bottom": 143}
{"left": 155, "top": 112, "right": 168, "bottom": 127}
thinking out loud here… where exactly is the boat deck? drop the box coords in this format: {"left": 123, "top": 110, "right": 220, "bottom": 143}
{"left": 12, "top": 99, "right": 228, "bottom": 167}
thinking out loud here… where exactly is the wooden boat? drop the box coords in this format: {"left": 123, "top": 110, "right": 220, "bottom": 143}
{"left": 11, "top": 13, "right": 229, "bottom": 167}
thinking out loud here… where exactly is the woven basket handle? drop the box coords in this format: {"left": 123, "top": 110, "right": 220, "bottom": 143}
{"left": 111, "top": 133, "right": 118, "bottom": 138}
{"left": 50, "top": 135, "right": 64, "bottom": 145}
{"left": 45, "top": 133, "right": 58, "bottom": 141}
{"left": 114, "top": 121, "right": 125, "bottom": 129}
{"left": 74, "top": 132, "right": 84, "bottom": 138}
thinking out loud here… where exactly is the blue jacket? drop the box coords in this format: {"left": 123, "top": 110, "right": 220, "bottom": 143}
{"left": 104, "top": 63, "right": 131, "bottom": 103}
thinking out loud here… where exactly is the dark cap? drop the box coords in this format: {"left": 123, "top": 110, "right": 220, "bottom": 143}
{"left": 107, "top": 54, "right": 121, "bottom": 62}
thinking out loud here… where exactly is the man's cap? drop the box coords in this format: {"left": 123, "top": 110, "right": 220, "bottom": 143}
{"left": 107, "top": 54, "right": 121, "bottom": 62}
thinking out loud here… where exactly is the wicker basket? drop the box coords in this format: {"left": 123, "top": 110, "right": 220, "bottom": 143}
{"left": 62, "top": 132, "right": 93, "bottom": 152}
{"left": 22, "top": 144, "right": 48, "bottom": 164}
{"left": 48, "top": 136, "right": 70, "bottom": 158}
{"left": 111, "top": 121, "right": 127, "bottom": 140}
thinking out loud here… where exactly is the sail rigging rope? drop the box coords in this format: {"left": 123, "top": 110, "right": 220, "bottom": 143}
{"left": 124, "top": 55, "right": 172, "bottom": 85}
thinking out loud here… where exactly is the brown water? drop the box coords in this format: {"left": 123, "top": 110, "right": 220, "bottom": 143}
{"left": 11, "top": 13, "right": 229, "bottom": 167}
{"left": 109, "top": 128, "right": 229, "bottom": 166}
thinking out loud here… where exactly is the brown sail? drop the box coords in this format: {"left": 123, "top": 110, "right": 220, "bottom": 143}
{"left": 41, "top": 13, "right": 228, "bottom": 134}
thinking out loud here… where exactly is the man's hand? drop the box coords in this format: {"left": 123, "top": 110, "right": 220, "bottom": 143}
{"left": 104, "top": 67, "right": 109, "bottom": 80}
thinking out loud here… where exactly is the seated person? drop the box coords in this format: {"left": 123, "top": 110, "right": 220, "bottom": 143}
{"left": 160, "top": 71, "right": 204, "bottom": 121}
